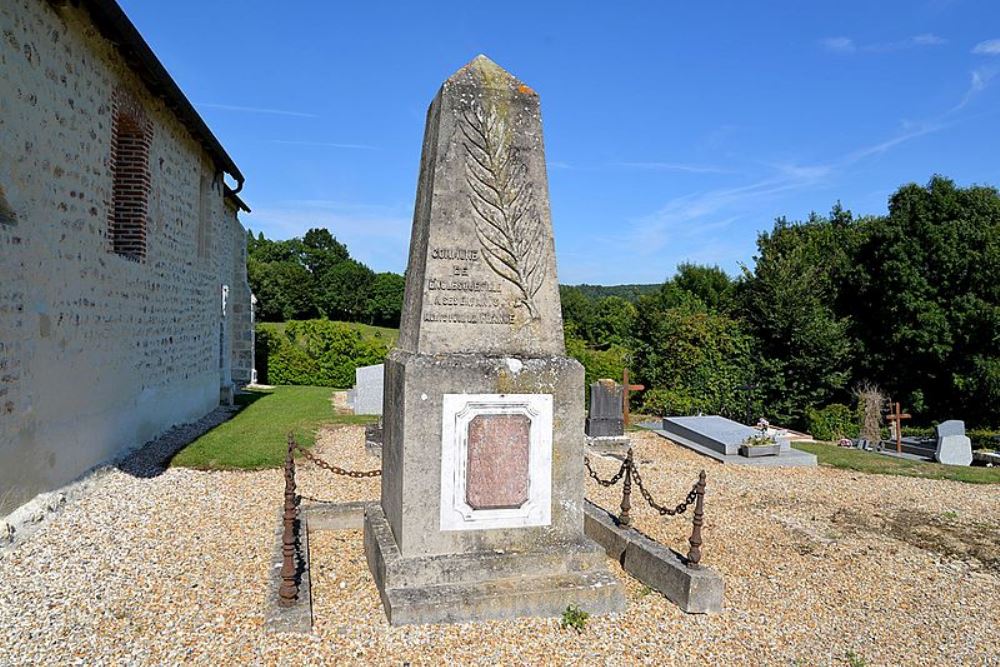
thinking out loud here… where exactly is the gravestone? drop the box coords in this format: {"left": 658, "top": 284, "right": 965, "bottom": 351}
{"left": 363, "top": 55, "right": 625, "bottom": 625}
{"left": 348, "top": 363, "right": 384, "bottom": 416}
{"left": 935, "top": 420, "right": 972, "bottom": 466}
{"left": 587, "top": 380, "right": 624, "bottom": 437}
{"left": 586, "top": 379, "right": 629, "bottom": 450}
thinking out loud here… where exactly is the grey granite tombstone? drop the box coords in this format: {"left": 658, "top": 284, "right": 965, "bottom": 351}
{"left": 585, "top": 379, "right": 629, "bottom": 451}
{"left": 363, "top": 55, "right": 625, "bottom": 625}
{"left": 935, "top": 420, "right": 972, "bottom": 466}
{"left": 586, "top": 380, "right": 624, "bottom": 438}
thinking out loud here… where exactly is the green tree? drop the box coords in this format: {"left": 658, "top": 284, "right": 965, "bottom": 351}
{"left": 366, "top": 272, "right": 406, "bottom": 326}
{"left": 302, "top": 227, "right": 349, "bottom": 276}
{"left": 736, "top": 210, "right": 856, "bottom": 426}
{"left": 633, "top": 300, "right": 752, "bottom": 418}
{"left": 588, "top": 296, "right": 638, "bottom": 346}
{"left": 317, "top": 259, "right": 376, "bottom": 321}
{"left": 247, "top": 259, "right": 317, "bottom": 321}
{"left": 559, "top": 285, "right": 594, "bottom": 337}
{"left": 670, "top": 263, "right": 735, "bottom": 313}
{"left": 851, "top": 176, "right": 1000, "bottom": 424}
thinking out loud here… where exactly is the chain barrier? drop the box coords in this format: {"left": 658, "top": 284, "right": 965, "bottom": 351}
{"left": 292, "top": 441, "right": 382, "bottom": 478}
{"left": 584, "top": 455, "right": 628, "bottom": 487}
{"left": 630, "top": 461, "right": 699, "bottom": 516}
{"left": 584, "top": 447, "right": 708, "bottom": 568}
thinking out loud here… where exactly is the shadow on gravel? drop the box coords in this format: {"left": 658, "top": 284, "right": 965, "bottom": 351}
{"left": 115, "top": 400, "right": 250, "bottom": 479}
{"left": 832, "top": 508, "right": 1000, "bottom": 571}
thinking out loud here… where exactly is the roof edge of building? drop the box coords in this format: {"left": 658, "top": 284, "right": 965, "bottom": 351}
{"left": 48, "top": 0, "right": 246, "bottom": 192}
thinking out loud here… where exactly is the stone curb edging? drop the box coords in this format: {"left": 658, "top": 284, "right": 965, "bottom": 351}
{"left": 583, "top": 499, "right": 724, "bottom": 614}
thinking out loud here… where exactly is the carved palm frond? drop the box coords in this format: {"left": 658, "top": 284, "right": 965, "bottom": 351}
{"left": 460, "top": 101, "right": 547, "bottom": 319}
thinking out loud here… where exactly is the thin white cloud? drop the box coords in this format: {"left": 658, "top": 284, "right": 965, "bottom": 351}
{"left": 972, "top": 39, "right": 1000, "bottom": 55}
{"left": 268, "top": 139, "right": 380, "bottom": 150}
{"left": 195, "top": 103, "right": 318, "bottom": 118}
{"left": 820, "top": 34, "right": 947, "bottom": 54}
{"left": 612, "top": 161, "right": 732, "bottom": 174}
{"left": 845, "top": 122, "right": 945, "bottom": 160}
{"left": 953, "top": 66, "right": 1000, "bottom": 111}
{"left": 821, "top": 37, "right": 856, "bottom": 54}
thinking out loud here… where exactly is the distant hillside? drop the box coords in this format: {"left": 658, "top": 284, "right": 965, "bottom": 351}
{"left": 562, "top": 283, "right": 661, "bottom": 302}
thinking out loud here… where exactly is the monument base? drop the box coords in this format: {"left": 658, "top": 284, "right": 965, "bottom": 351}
{"left": 364, "top": 504, "right": 625, "bottom": 625}
{"left": 586, "top": 435, "right": 632, "bottom": 454}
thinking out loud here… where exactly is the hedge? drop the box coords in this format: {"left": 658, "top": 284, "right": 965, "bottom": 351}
{"left": 256, "top": 320, "right": 387, "bottom": 387}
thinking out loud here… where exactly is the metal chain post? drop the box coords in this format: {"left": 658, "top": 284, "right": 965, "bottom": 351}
{"left": 618, "top": 448, "right": 633, "bottom": 527}
{"left": 686, "top": 470, "right": 707, "bottom": 569}
{"left": 278, "top": 433, "right": 299, "bottom": 605}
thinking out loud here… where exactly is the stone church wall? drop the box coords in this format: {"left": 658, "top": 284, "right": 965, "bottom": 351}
{"left": 0, "top": 0, "right": 252, "bottom": 514}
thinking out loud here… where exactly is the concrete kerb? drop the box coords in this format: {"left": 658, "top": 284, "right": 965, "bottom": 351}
{"left": 265, "top": 497, "right": 725, "bottom": 628}
{"left": 263, "top": 501, "right": 374, "bottom": 634}
{"left": 583, "top": 500, "right": 724, "bottom": 614}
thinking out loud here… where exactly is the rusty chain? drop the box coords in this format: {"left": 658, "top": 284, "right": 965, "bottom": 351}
{"left": 629, "top": 461, "right": 699, "bottom": 516}
{"left": 585, "top": 450, "right": 698, "bottom": 516}
{"left": 583, "top": 455, "right": 628, "bottom": 487}
{"left": 292, "top": 442, "right": 382, "bottom": 478}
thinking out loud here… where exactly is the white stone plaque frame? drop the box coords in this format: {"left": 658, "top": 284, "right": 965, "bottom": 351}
{"left": 439, "top": 393, "right": 553, "bottom": 531}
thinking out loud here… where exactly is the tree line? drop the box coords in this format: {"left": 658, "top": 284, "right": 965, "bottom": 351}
{"left": 562, "top": 176, "right": 1000, "bottom": 430}
{"left": 247, "top": 176, "right": 998, "bottom": 430}
{"left": 246, "top": 228, "right": 405, "bottom": 326}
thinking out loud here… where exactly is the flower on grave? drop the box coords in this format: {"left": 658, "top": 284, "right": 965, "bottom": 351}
{"left": 743, "top": 431, "right": 777, "bottom": 447}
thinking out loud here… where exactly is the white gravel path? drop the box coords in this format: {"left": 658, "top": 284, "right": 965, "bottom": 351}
{"left": 0, "top": 427, "right": 997, "bottom": 666}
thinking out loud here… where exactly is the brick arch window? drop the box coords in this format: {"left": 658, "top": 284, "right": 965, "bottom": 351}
{"left": 108, "top": 92, "right": 152, "bottom": 261}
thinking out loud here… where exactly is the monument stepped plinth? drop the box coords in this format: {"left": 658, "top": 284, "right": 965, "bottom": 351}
{"left": 364, "top": 55, "right": 625, "bottom": 624}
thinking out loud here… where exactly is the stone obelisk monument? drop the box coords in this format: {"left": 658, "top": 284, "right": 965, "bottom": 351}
{"left": 364, "top": 55, "right": 624, "bottom": 625}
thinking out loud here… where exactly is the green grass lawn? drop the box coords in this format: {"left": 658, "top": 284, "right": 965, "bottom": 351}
{"left": 793, "top": 441, "right": 1000, "bottom": 484}
{"left": 170, "top": 386, "right": 372, "bottom": 470}
{"left": 258, "top": 320, "right": 399, "bottom": 348}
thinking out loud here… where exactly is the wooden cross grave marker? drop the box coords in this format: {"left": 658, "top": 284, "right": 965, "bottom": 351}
{"left": 622, "top": 368, "right": 645, "bottom": 428}
{"left": 885, "top": 401, "right": 912, "bottom": 453}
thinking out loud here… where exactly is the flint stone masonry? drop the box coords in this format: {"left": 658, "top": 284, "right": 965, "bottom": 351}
{"left": 365, "top": 55, "right": 624, "bottom": 624}
{"left": 0, "top": 0, "right": 252, "bottom": 515}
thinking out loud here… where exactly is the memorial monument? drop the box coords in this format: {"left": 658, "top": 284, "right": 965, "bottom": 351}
{"left": 364, "top": 55, "right": 625, "bottom": 625}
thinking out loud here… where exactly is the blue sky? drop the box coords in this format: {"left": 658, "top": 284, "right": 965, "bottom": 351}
{"left": 120, "top": 0, "right": 1000, "bottom": 285}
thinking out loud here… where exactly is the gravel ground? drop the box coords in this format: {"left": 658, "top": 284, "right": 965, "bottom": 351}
{"left": 1, "top": 426, "right": 997, "bottom": 666}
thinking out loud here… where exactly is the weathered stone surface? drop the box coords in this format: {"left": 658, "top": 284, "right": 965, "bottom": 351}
{"left": 366, "top": 55, "right": 623, "bottom": 624}
{"left": 936, "top": 434, "right": 973, "bottom": 466}
{"left": 397, "top": 55, "right": 564, "bottom": 358}
{"left": 365, "top": 504, "right": 624, "bottom": 625}
{"left": 301, "top": 501, "right": 372, "bottom": 531}
{"left": 586, "top": 380, "right": 625, "bottom": 438}
{"left": 583, "top": 500, "right": 724, "bottom": 614}
{"left": 466, "top": 414, "right": 530, "bottom": 509}
{"left": 380, "top": 351, "right": 583, "bottom": 555}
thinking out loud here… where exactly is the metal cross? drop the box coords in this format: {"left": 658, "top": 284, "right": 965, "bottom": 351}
{"left": 622, "top": 368, "right": 645, "bottom": 428}
{"left": 885, "top": 401, "right": 912, "bottom": 453}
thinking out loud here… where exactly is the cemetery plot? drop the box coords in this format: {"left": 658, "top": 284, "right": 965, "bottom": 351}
{"left": 654, "top": 415, "right": 818, "bottom": 467}
{"left": 3, "top": 424, "right": 997, "bottom": 664}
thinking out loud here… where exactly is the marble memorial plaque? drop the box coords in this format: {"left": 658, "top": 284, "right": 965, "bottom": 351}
{"left": 466, "top": 414, "right": 530, "bottom": 509}
{"left": 439, "top": 393, "right": 552, "bottom": 532}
